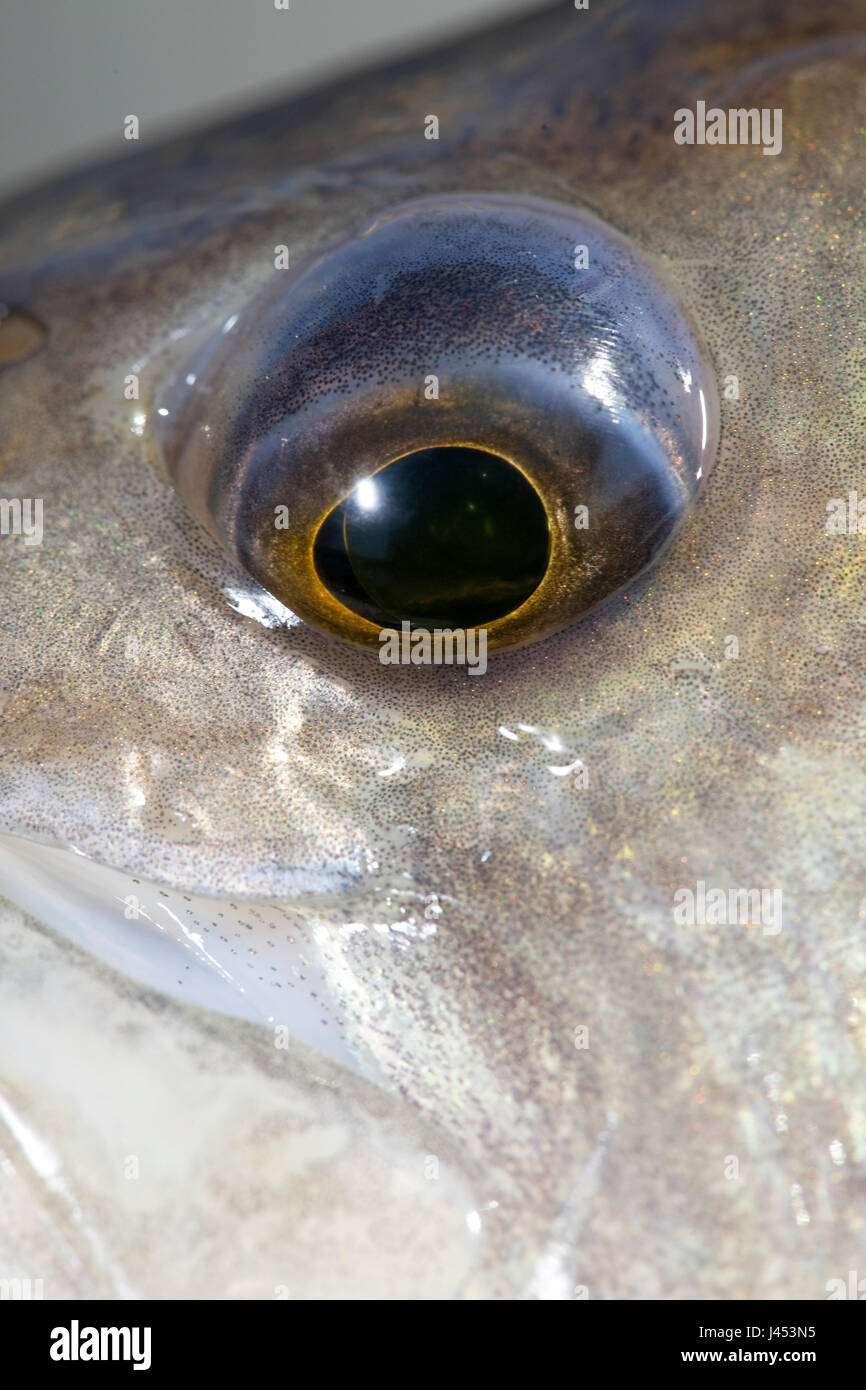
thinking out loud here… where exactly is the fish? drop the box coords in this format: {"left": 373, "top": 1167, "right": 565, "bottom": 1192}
{"left": 1, "top": 0, "right": 865, "bottom": 1299}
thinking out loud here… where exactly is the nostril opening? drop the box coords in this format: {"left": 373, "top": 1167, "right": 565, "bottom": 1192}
{"left": 312, "top": 445, "right": 550, "bottom": 629}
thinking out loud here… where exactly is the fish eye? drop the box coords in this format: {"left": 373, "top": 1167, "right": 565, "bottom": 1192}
{"left": 154, "top": 194, "right": 719, "bottom": 654}
{"left": 313, "top": 445, "right": 550, "bottom": 629}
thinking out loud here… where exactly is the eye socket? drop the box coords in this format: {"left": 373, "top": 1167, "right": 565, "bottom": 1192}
{"left": 154, "top": 194, "right": 718, "bottom": 655}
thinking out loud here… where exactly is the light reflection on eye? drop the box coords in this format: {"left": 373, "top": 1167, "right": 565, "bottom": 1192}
{"left": 154, "top": 193, "right": 719, "bottom": 656}
{"left": 355, "top": 478, "right": 379, "bottom": 512}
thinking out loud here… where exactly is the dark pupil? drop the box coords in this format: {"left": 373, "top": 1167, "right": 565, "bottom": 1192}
{"left": 313, "top": 447, "right": 550, "bottom": 629}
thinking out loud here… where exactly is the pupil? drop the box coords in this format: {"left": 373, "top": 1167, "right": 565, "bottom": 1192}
{"left": 313, "top": 446, "right": 550, "bottom": 628}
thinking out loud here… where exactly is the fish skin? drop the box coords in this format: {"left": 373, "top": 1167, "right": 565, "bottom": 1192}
{"left": 1, "top": 0, "right": 866, "bottom": 1297}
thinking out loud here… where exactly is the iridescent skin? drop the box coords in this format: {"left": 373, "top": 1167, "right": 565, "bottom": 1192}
{"left": 1, "top": 0, "right": 865, "bottom": 1298}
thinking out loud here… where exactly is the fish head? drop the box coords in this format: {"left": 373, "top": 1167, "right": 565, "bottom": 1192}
{"left": 1, "top": 0, "right": 866, "bottom": 1298}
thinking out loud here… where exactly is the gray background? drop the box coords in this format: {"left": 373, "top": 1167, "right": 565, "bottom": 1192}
{"left": 0, "top": 0, "right": 528, "bottom": 195}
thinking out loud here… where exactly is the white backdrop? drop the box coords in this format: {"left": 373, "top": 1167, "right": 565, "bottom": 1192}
{"left": 0, "top": 0, "right": 528, "bottom": 194}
